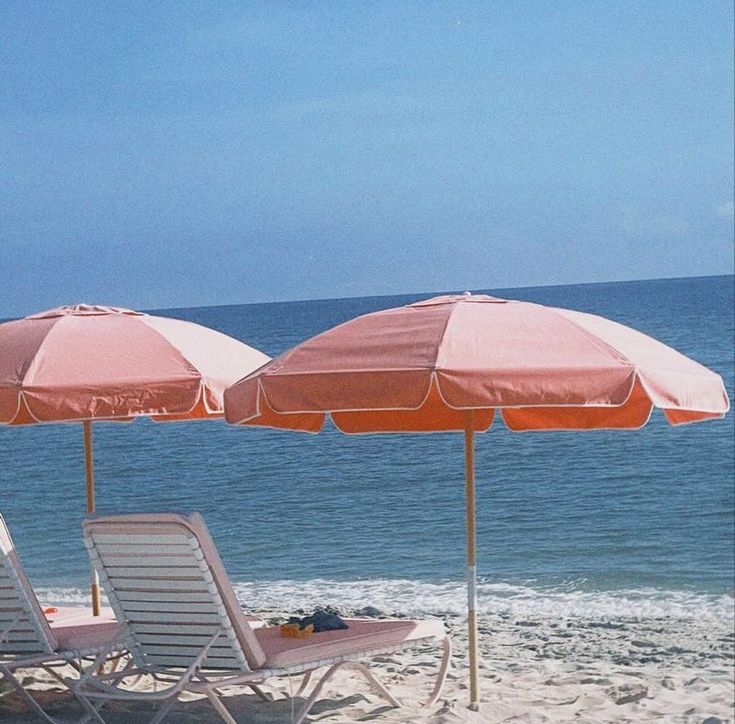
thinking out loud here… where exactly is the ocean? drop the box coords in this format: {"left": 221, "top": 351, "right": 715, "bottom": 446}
{"left": 1, "top": 275, "right": 733, "bottom": 622}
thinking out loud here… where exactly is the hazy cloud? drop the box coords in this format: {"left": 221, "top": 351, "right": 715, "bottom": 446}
{"left": 614, "top": 205, "right": 689, "bottom": 238}
{"left": 716, "top": 200, "right": 734, "bottom": 218}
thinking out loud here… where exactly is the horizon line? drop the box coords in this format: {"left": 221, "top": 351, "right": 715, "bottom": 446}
{"left": 147, "top": 272, "right": 734, "bottom": 315}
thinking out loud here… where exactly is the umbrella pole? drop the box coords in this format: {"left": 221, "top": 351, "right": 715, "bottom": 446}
{"left": 464, "top": 411, "right": 480, "bottom": 710}
{"left": 83, "top": 420, "right": 101, "bottom": 616}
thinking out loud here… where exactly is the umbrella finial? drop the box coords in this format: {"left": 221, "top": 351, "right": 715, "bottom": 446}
{"left": 26, "top": 304, "right": 145, "bottom": 319}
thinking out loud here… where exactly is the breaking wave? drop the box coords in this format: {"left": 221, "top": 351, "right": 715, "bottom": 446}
{"left": 37, "top": 577, "right": 734, "bottom": 622}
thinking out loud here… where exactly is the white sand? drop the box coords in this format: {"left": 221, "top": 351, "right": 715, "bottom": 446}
{"left": 2, "top": 608, "right": 733, "bottom": 723}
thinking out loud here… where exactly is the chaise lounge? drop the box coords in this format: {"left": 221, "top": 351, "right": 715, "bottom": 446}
{"left": 76, "top": 512, "right": 452, "bottom": 724}
{"left": 0, "top": 514, "right": 123, "bottom": 723}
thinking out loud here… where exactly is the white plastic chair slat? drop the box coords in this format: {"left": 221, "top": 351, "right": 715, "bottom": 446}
{"left": 90, "top": 534, "right": 192, "bottom": 546}
{"left": 106, "top": 578, "right": 211, "bottom": 592}
{"left": 145, "top": 654, "right": 240, "bottom": 670}
{"left": 129, "top": 622, "right": 225, "bottom": 636}
{"left": 103, "top": 555, "right": 202, "bottom": 567}
{"left": 197, "top": 657, "right": 243, "bottom": 669}
{"left": 121, "top": 600, "right": 219, "bottom": 614}
{"left": 1, "top": 641, "right": 47, "bottom": 654}
{"left": 0, "top": 615, "right": 31, "bottom": 628}
{"left": 125, "top": 611, "right": 222, "bottom": 624}
{"left": 0, "top": 607, "right": 25, "bottom": 616}
{"left": 94, "top": 542, "right": 195, "bottom": 557}
{"left": 135, "top": 633, "right": 231, "bottom": 647}
{"left": 106, "top": 566, "right": 202, "bottom": 578}
{"left": 142, "top": 643, "right": 237, "bottom": 657}
{"left": 2, "top": 630, "right": 49, "bottom": 642}
{"left": 117, "top": 590, "right": 214, "bottom": 604}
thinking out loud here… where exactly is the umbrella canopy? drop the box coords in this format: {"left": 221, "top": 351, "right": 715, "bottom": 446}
{"left": 224, "top": 293, "right": 728, "bottom": 431}
{"left": 1, "top": 303, "right": 271, "bottom": 613}
{"left": 0, "top": 303, "right": 270, "bottom": 424}
{"left": 223, "top": 292, "right": 729, "bottom": 709}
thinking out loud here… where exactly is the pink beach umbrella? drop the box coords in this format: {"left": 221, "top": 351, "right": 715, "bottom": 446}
{"left": 0, "top": 304, "right": 270, "bottom": 614}
{"left": 223, "top": 292, "right": 730, "bottom": 710}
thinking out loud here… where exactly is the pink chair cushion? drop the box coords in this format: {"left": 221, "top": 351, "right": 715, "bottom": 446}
{"left": 42, "top": 605, "right": 115, "bottom": 623}
{"left": 256, "top": 618, "right": 445, "bottom": 669}
{"left": 49, "top": 609, "right": 120, "bottom": 652}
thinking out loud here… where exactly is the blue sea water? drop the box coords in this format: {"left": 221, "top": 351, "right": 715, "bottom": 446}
{"left": 1, "top": 275, "right": 733, "bottom": 621}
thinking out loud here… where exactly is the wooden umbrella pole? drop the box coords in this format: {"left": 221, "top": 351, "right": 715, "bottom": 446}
{"left": 83, "top": 420, "right": 101, "bottom": 616}
{"left": 464, "top": 410, "right": 480, "bottom": 710}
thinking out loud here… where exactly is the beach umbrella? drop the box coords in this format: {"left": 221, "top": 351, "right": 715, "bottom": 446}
{"left": 222, "top": 292, "right": 730, "bottom": 710}
{"left": 0, "top": 303, "right": 270, "bottom": 615}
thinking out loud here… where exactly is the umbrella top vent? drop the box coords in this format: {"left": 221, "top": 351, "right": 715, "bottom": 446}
{"left": 409, "top": 293, "right": 509, "bottom": 307}
{"left": 26, "top": 304, "right": 145, "bottom": 319}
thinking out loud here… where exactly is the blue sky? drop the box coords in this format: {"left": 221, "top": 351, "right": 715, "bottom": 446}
{"left": 2, "top": 1, "right": 733, "bottom": 317}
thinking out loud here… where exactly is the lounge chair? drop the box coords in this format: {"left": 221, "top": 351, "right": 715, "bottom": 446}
{"left": 0, "top": 514, "right": 123, "bottom": 723}
{"left": 76, "top": 512, "right": 452, "bottom": 724}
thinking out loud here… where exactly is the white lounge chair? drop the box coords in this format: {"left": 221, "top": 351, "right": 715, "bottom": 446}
{"left": 0, "top": 514, "right": 123, "bottom": 723}
{"left": 76, "top": 512, "right": 452, "bottom": 724}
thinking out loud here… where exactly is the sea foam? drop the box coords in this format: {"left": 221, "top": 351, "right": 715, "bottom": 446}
{"left": 37, "top": 578, "right": 734, "bottom": 622}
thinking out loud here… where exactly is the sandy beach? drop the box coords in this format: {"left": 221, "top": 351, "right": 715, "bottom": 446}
{"left": 3, "top": 606, "right": 732, "bottom": 724}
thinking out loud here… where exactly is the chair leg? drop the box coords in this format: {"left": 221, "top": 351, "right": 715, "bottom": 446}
{"left": 148, "top": 694, "right": 180, "bottom": 724}
{"left": 345, "top": 661, "right": 401, "bottom": 707}
{"left": 69, "top": 657, "right": 147, "bottom": 724}
{"left": 424, "top": 636, "right": 452, "bottom": 707}
{"left": 292, "top": 660, "right": 401, "bottom": 724}
{"left": 196, "top": 670, "right": 270, "bottom": 704}
{"left": 72, "top": 673, "right": 189, "bottom": 724}
{"left": 294, "top": 671, "right": 312, "bottom": 697}
{"left": 41, "top": 663, "right": 109, "bottom": 724}
{"left": 204, "top": 688, "right": 239, "bottom": 724}
{"left": 248, "top": 683, "right": 272, "bottom": 702}
{"left": 75, "top": 691, "right": 109, "bottom": 724}
{"left": 0, "top": 664, "right": 67, "bottom": 724}
{"left": 292, "top": 663, "right": 341, "bottom": 724}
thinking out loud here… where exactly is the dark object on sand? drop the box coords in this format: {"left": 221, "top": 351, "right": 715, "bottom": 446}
{"left": 288, "top": 609, "right": 349, "bottom": 633}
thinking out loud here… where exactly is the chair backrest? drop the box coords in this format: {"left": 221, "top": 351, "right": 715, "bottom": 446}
{"left": 0, "top": 515, "right": 57, "bottom": 658}
{"left": 83, "top": 513, "right": 266, "bottom": 672}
